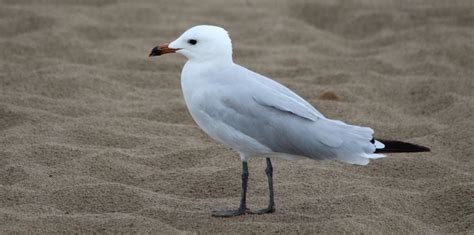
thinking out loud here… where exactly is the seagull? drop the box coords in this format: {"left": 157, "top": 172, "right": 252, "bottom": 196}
{"left": 149, "top": 25, "right": 430, "bottom": 217}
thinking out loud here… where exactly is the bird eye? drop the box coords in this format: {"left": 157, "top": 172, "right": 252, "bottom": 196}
{"left": 188, "top": 39, "right": 197, "bottom": 45}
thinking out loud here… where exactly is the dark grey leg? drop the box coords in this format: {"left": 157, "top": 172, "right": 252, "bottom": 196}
{"left": 212, "top": 161, "right": 248, "bottom": 217}
{"left": 248, "top": 158, "right": 275, "bottom": 214}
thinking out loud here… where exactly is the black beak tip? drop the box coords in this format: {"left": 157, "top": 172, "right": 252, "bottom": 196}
{"left": 149, "top": 46, "right": 161, "bottom": 57}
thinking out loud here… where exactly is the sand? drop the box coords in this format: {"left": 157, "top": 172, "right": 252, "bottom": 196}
{"left": 0, "top": 0, "right": 473, "bottom": 233}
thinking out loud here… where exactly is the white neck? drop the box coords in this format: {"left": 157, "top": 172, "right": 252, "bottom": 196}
{"left": 183, "top": 56, "right": 234, "bottom": 77}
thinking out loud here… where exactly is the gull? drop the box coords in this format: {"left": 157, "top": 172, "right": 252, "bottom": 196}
{"left": 149, "top": 25, "right": 430, "bottom": 217}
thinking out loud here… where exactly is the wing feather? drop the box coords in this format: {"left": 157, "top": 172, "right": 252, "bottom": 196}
{"left": 252, "top": 90, "right": 320, "bottom": 122}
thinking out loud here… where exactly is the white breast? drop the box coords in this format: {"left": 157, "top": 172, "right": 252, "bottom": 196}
{"left": 180, "top": 62, "right": 272, "bottom": 155}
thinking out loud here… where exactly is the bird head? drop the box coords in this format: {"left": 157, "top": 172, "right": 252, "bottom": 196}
{"left": 149, "top": 25, "right": 233, "bottom": 63}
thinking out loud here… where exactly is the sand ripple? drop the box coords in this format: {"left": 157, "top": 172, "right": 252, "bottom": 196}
{"left": 0, "top": 0, "right": 472, "bottom": 233}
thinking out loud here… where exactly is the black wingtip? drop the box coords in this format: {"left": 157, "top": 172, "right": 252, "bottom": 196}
{"left": 375, "top": 139, "right": 430, "bottom": 153}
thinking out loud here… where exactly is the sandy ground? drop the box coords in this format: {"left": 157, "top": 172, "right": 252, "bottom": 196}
{"left": 0, "top": 0, "right": 473, "bottom": 233}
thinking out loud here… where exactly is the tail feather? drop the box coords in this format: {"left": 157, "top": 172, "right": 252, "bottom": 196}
{"left": 375, "top": 139, "right": 430, "bottom": 153}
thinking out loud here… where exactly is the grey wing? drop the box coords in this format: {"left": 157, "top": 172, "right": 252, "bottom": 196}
{"left": 202, "top": 85, "right": 344, "bottom": 159}
{"left": 240, "top": 65, "right": 326, "bottom": 118}
{"left": 252, "top": 89, "right": 319, "bottom": 122}
{"left": 199, "top": 65, "right": 379, "bottom": 164}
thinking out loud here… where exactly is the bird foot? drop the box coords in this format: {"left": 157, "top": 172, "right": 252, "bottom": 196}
{"left": 212, "top": 208, "right": 247, "bottom": 217}
{"left": 247, "top": 206, "right": 275, "bottom": 214}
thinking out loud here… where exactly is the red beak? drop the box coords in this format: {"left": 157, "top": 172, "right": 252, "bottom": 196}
{"left": 149, "top": 43, "right": 178, "bottom": 57}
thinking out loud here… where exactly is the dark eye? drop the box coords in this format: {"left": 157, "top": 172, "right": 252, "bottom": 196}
{"left": 188, "top": 39, "right": 197, "bottom": 45}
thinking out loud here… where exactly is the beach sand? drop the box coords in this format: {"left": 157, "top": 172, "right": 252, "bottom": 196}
{"left": 0, "top": 0, "right": 473, "bottom": 233}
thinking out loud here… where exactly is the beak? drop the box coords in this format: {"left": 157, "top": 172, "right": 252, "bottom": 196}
{"left": 148, "top": 43, "right": 178, "bottom": 57}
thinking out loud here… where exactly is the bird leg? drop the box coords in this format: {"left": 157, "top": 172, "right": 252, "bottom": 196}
{"left": 248, "top": 158, "right": 275, "bottom": 214}
{"left": 212, "top": 161, "right": 249, "bottom": 217}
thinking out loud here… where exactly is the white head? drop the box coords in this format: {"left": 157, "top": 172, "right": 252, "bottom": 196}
{"left": 149, "top": 25, "right": 233, "bottom": 64}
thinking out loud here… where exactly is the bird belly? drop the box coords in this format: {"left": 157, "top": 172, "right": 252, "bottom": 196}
{"left": 180, "top": 80, "right": 270, "bottom": 156}
{"left": 186, "top": 102, "right": 273, "bottom": 155}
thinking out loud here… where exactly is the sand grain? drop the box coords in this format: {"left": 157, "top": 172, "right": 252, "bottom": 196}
{"left": 0, "top": 0, "right": 473, "bottom": 233}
